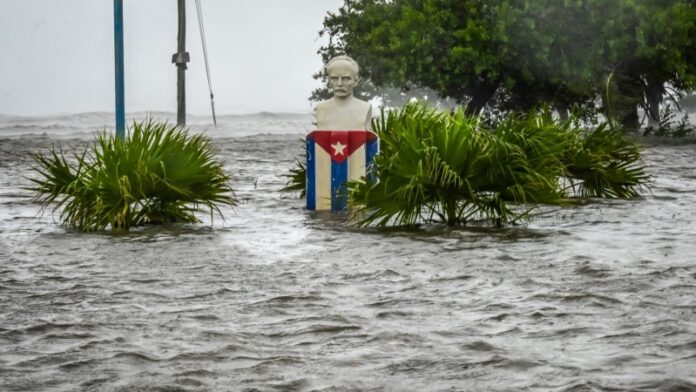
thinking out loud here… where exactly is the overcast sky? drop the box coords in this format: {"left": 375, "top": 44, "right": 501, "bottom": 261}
{"left": 0, "top": 0, "right": 344, "bottom": 116}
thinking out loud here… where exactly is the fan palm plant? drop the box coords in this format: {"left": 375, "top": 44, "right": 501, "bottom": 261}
{"left": 348, "top": 105, "right": 568, "bottom": 227}
{"left": 29, "top": 120, "right": 236, "bottom": 232}
{"left": 562, "top": 122, "right": 650, "bottom": 198}
{"left": 349, "top": 104, "right": 649, "bottom": 227}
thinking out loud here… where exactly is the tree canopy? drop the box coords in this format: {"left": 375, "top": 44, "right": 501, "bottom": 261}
{"left": 314, "top": 0, "right": 696, "bottom": 128}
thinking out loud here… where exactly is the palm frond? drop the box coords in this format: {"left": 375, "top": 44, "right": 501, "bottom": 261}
{"left": 28, "top": 120, "right": 236, "bottom": 232}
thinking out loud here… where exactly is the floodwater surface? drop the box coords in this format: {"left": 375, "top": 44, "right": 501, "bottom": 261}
{"left": 1, "top": 113, "right": 695, "bottom": 391}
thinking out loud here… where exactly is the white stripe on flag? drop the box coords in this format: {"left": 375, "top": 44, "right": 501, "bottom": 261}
{"left": 348, "top": 144, "right": 366, "bottom": 183}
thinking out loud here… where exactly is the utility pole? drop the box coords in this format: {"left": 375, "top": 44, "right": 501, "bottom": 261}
{"left": 113, "top": 0, "right": 125, "bottom": 138}
{"left": 172, "top": 0, "right": 189, "bottom": 127}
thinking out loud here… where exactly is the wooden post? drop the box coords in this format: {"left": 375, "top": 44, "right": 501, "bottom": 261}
{"left": 172, "top": 0, "right": 189, "bottom": 127}
{"left": 113, "top": 0, "right": 125, "bottom": 139}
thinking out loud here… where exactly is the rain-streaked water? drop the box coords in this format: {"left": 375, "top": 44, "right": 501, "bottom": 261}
{"left": 1, "top": 113, "right": 695, "bottom": 391}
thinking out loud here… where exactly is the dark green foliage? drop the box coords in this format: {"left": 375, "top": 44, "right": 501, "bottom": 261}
{"left": 29, "top": 120, "right": 236, "bottom": 232}
{"left": 281, "top": 158, "right": 306, "bottom": 197}
{"left": 563, "top": 124, "right": 650, "bottom": 198}
{"left": 315, "top": 0, "right": 696, "bottom": 128}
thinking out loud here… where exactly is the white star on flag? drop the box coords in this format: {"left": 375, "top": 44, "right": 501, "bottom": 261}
{"left": 331, "top": 141, "right": 346, "bottom": 156}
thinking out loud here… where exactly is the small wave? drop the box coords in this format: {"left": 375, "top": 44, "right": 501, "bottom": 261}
{"left": 168, "top": 351, "right": 230, "bottom": 362}
{"left": 190, "top": 314, "right": 220, "bottom": 321}
{"left": 634, "top": 378, "right": 696, "bottom": 392}
{"left": 174, "top": 369, "right": 217, "bottom": 378}
{"left": 574, "top": 261, "right": 612, "bottom": 278}
{"left": 58, "top": 358, "right": 99, "bottom": 370}
{"left": 40, "top": 332, "right": 95, "bottom": 340}
{"left": 639, "top": 300, "right": 696, "bottom": 310}
{"left": 599, "top": 353, "right": 637, "bottom": 367}
{"left": 342, "top": 268, "right": 404, "bottom": 281}
{"left": 6, "top": 322, "right": 79, "bottom": 336}
{"left": 175, "top": 377, "right": 204, "bottom": 387}
{"left": 641, "top": 319, "right": 688, "bottom": 336}
{"left": 128, "top": 278, "right": 163, "bottom": 284}
{"left": 266, "top": 378, "right": 311, "bottom": 391}
{"left": 111, "top": 351, "right": 161, "bottom": 362}
{"left": 668, "top": 339, "right": 696, "bottom": 351}
{"left": 527, "top": 326, "right": 593, "bottom": 339}
{"left": 79, "top": 377, "right": 114, "bottom": 389}
{"left": 249, "top": 355, "right": 304, "bottom": 368}
{"left": 595, "top": 331, "right": 642, "bottom": 340}
{"left": 376, "top": 310, "right": 414, "bottom": 319}
{"left": 461, "top": 340, "right": 499, "bottom": 352}
{"left": 486, "top": 313, "right": 513, "bottom": 322}
{"left": 530, "top": 292, "right": 623, "bottom": 306}
{"left": 110, "top": 289, "right": 171, "bottom": 299}
{"left": 366, "top": 298, "right": 408, "bottom": 308}
{"left": 304, "top": 325, "right": 361, "bottom": 334}
{"left": 496, "top": 357, "right": 545, "bottom": 370}
{"left": 251, "top": 294, "right": 325, "bottom": 305}
{"left": 556, "top": 380, "right": 613, "bottom": 392}
{"left": 429, "top": 274, "right": 473, "bottom": 282}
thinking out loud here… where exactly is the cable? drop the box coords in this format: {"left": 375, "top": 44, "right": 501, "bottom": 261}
{"left": 195, "top": 0, "right": 217, "bottom": 127}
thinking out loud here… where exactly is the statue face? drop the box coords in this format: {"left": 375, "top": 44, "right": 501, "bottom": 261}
{"left": 327, "top": 61, "right": 359, "bottom": 99}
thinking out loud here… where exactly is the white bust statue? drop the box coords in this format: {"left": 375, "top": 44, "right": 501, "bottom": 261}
{"left": 314, "top": 55, "right": 372, "bottom": 130}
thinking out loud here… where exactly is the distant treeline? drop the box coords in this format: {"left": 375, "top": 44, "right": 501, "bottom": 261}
{"left": 311, "top": 0, "right": 696, "bottom": 130}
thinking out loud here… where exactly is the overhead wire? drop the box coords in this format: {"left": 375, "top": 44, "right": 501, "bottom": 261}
{"left": 195, "top": 0, "right": 217, "bottom": 126}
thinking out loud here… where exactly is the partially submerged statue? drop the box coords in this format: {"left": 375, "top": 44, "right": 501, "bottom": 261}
{"left": 314, "top": 55, "right": 372, "bottom": 131}
{"left": 306, "top": 55, "right": 379, "bottom": 211}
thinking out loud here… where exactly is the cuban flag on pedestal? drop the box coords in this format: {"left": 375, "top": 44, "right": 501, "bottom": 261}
{"left": 306, "top": 130, "right": 379, "bottom": 211}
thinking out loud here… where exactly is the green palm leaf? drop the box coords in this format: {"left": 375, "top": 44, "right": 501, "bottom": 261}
{"left": 28, "top": 120, "right": 236, "bottom": 232}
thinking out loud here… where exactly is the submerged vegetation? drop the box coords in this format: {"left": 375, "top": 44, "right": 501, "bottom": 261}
{"left": 29, "top": 120, "right": 236, "bottom": 232}
{"left": 285, "top": 104, "right": 649, "bottom": 228}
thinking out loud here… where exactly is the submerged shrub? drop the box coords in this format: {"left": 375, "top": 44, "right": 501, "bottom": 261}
{"left": 562, "top": 122, "right": 650, "bottom": 198}
{"left": 29, "top": 120, "right": 236, "bottom": 232}
{"left": 348, "top": 105, "right": 564, "bottom": 227}
{"left": 642, "top": 104, "right": 694, "bottom": 138}
{"left": 349, "top": 104, "right": 649, "bottom": 227}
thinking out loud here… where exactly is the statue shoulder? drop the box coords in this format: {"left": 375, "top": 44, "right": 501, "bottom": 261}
{"left": 355, "top": 98, "right": 371, "bottom": 111}
{"left": 314, "top": 99, "right": 335, "bottom": 114}
{"left": 354, "top": 99, "right": 372, "bottom": 119}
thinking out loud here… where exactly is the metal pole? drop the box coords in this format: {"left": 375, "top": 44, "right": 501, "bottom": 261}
{"left": 114, "top": 0, "right": 125, "bottom": 138}
{"left": 172, "top": 0, "right": 189, "bottom": 127}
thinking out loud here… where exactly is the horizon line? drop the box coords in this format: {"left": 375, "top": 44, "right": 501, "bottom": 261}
{"left": 0, "top": 110, "right": 315, "bottom": 119}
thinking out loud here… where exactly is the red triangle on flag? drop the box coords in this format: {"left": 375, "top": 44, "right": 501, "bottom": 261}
{"left": 309, "top": 130, "right": 378, "bottom": 164}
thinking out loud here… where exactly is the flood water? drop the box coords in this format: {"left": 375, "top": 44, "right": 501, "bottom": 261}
{"left": 1, "top": 113, "right": 695, "bottom": 391}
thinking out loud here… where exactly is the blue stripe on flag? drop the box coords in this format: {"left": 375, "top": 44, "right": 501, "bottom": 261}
{"left": 306, "top": 139, "right": 316, "bottom": 210}
{"left": 331, "top": 159, "right": 348, "bottom": 210}
{"left": 365, "top": 137, "right": 379, "bottom": 183}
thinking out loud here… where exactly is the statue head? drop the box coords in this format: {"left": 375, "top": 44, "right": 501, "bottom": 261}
{"left": 326, "top": 55, "right": 360, "bottom": 99}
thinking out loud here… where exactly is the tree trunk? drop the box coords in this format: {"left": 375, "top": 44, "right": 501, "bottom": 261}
{"left": 621, "top": 105, "right": 640, "bottom": 132}
{"left": 464, "top": 81, "right": 497, "bottom": 115}
{"left": 646, "top": 76, "right": 663, "bottom": 128}
{"left": 556, "top": 102, "right": 569, "bottom": 121}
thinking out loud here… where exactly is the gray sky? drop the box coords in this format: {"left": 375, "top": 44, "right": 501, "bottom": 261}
{"left": 0, "top": 0, "right": 343, "bottom": 116}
